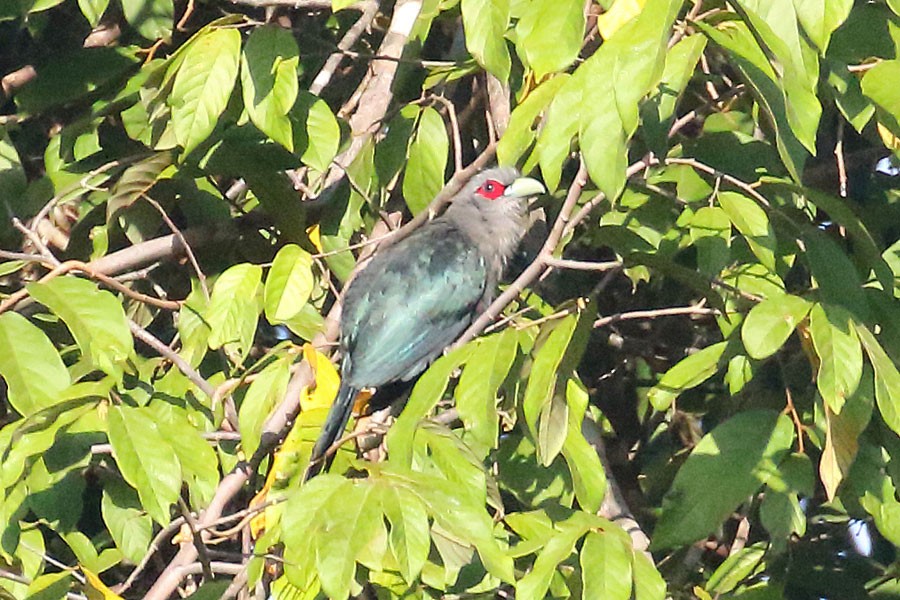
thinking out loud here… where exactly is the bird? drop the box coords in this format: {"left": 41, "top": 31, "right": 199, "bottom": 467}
{"left": 305, "top": 167, "right": 546, "bottom": 478}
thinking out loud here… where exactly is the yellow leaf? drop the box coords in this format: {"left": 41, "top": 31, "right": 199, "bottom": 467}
{"left": 694, "top": 586, "right": 714, "bottom": 600}
{"left": 596, "top": 0, "right": 647, "bottom": 40}
{"left": 250, "top": 345, "right": 342, "bottom": 538}
{"left": 877, "top": 122, "right": 900, "bottom": 152}
{"left": 83, "top": 568, "right": 123, "bottom": 600}
{"left": 820, "top": 403, "right": 858, "bottom": 501}
{"left": 306, "top": 223, "right": 323, "bottom": 253}
{"left": 299, "top": 344, "right": 340, "bottom": 411}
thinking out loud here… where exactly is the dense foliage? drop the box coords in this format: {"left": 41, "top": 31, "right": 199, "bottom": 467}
{"left": 1, "top": 0, "right": 900, "bottom": 598}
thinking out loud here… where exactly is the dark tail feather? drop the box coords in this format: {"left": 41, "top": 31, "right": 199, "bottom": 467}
{"left": 305, "top": 383, "right": 358, "bottom": 480}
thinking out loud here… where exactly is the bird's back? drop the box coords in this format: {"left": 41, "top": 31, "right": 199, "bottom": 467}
{"left": 339, "top": 220, "right": 488, "bottom": 389}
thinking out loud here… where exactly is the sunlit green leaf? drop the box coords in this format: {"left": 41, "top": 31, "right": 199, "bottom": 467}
{"left": 170, "top": 28, "right": 241, "bottom": 155}
{"left": 107, "top": 405, "right": 182, "bottom": 525}
{"left": 741, "top": 294, "right": 811, "bottom": 360}
{"left": 265, "top": 244, "right": 314, "bottom": 323}
{"left": 461, "top": 0, "right": 511, "bottom": 80}
{"left": 652, "top": 411, "right": 794, "bottom": 549}
{"left": 27, "top": 277, "right": 134, "bottom": 378}
{"left": 403, "top": 107, "right": 449, "bottom": 215}
{"left": 241, "top": 25, "right": 300, "bottom": 151}
{"left": 0, "top": 313, "right": 70, "bottom": 416}
{"left": 809, "top": 303, "right": 862, "bottom": 414}
{"left": 581, "top": 531, "right": 632, "bottom": 600}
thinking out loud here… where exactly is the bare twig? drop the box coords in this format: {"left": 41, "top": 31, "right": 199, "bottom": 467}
{"left": 544, "top": 258, "right": 622, "bottom": 272}
{"left": 322, "top": 0, "right": 425, "bottom": 190}
{"left": 431, "top": 94, "right": 464, "bottom": 173}
{"left": 835, "top": 119, "right": 848, "bottom": 199}
{"left": 593, "top": 303, "right": 719, "bottom": 329}
{"left": 309, "top": 1, "right": 379, "bottom": 95}
{"left": 142, "top": 194, "right": 210, "bottom": 300}
{"left": 666, "top": 156, "right": 771, "bottom": 208}
{"left": 178, "top": 498, "right": 214, "bottom": 581}
{"left": 128, "top": 320, "right": 216, "bottom": 399}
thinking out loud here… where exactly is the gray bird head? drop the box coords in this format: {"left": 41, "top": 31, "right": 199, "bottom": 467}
{"left": 444, "top": 167, "right": 546, "bottom": 275}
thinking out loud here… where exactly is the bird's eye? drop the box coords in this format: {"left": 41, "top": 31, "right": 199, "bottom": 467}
{"left": 477, "top": 179, "right": 505, "bottom": 200}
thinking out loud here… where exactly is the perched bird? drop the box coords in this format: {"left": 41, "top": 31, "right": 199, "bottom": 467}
{"left": 306, "top": 167, "right": 545, "bottom": 477}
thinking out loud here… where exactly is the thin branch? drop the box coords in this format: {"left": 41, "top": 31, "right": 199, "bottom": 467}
{"left": 593, "top": 304, "right": 719, "bottom": 329}
{"left": 142, "top": 194, "right": 210, "bottom": 300}
{"left": 431, "top": 94, "right": 464, "bottom": 173}
{"left": 178, "top": 498, "right": 213, "bottom": 581}
{"left": 322, "top": 0, "right": 425, "bottom": 190}
{"left": 543, "top": 258, "right": 622, "bottom": 272}
{"left": 309, "top": 1, "right": 379, "bottom": 96}
{"left": 128, "top": 320, "right": 216, "bottom": 399}
{"left": 666, "top": 156, "right": 771, "bottom": 208}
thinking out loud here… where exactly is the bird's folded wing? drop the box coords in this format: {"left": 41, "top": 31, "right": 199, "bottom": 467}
{"left": 341, "top": 225, "right": 487, "bottom": 388}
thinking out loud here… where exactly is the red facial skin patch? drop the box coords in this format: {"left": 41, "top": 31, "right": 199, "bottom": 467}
{"left": 475, "top": 179, "right": 506, "bottom": 200}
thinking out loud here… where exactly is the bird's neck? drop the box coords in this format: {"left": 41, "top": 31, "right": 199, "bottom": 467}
{"left": 442, "top": 200, "right": 526, "bottom": 278}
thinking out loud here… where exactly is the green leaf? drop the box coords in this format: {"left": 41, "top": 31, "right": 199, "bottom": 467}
{"left": 106, "top": 151, "right": 174, "bottom": 221}
{"left": 295, "top": 93, "right": 341, "bottom": 172}
{"left": 392, "top": 469, "right": 515, "bottom": 584}
{"left": 265, "top": 244, "right": 315, "bottom": 323}
{"left": 717, "top": 191, "right": 777, "bottom": 272}
{"left": 238, "top": 357, "right": 291, "bottom": 457}
{"left": 809, "top": 303, "right": 862, "bottom": 414}
{"left": 498, "top": 75, "right": 569, "bottom": 168}
{"left": 27, "top": 277, "right": 134, "bottom": 378}
{"left": 102, "top": 479, "right": 152, "bottom": 564}
{"left": 652, "top": 411, "right": 794, "bottom": 549}
{"left": 533, "top": 75, "right": 581, "bottom": 191}
{"left": 655, "top": 34, "right": 707, "bottom": 124}
{"left": 523, "top": 314, "right": 579, "bottom": 465}
{"left": 579, "top": 0, "right": 680, "bottom": 199}
{"left": 151, "top": 402, "right": 219, "bottom": 508}
{"left": 177, "top": 285, "right": 211, "bottom": 368}
{"left": 77, "top": 0, "right": 109, "bottom": 26}
{"left": 206, "top": 263, "right": 262, "bottom": 361}
{"left": 632, "top": 549, "right": 666, "bottom": 600}
{"left": 861, "top": 60, "right": 900, "bottom": 133}
{"left": 516, "top": 516, "right": 595, "bottom": 599}
{"left": 461, "top": 0, "right": 511, "bottom": 80}
{"left": 381, "top": 486, "right": 430, "bottom": 584}
{"left": 731, "top": 1, "right": 821, "bottom": 154}
{"left": 706, "top": 543, "right": 766, "bottom": 594}
{"left": 387, "top": 343, "right": 475, "bottom": 467}
{"left": 741, "top": 294, "right": 812, "bottom": 360}
{"left": 792, "top": 0, "right": 852, "bottom": 51}
{"left": 0, "top": 313, "right": 70, "bottom": 416}
{"left": 801, "top": 225, "right": 868, "bottom": 319}
{"left": 455, "top": 329, "right": 518, "bottom": 455}
{"left": 855, "top": 325, "right": 900, "bottom": 435}
{"left": 580, "top": 531, "right": 632, "bottom": 600}
{"left": 121, "top": 0, "right": 173, "bottom": 40}
{"left": 699, "top": 20, "right": 808, "bottom": 180}
{"left": 515, "top": 0, "right": 585, "bottom": 78}
{"left": 107, "top": 405, "right": 182, "bottom": 525}
{"left": 14, "top": 48, "right": 138, "bottom": 115}
{"left": 647, "top": 341, "right": 729, "bottom": 411}
{"left": 283, "top": 475, "right": 348, "bottom": 590}
{"left": 402, "top": 107, "right": 449, "bottom": 215}
{"left": 315, "top": 480, "right": 382, "bottom": 600}
{"left": 561, "top": 378, "right": 606, "bottom": 512}
{"left": 170, "top": 28, "right": 241, "bottom": 155}
{"left": 241, "top": 25, "right": 300, "bottom": 151}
